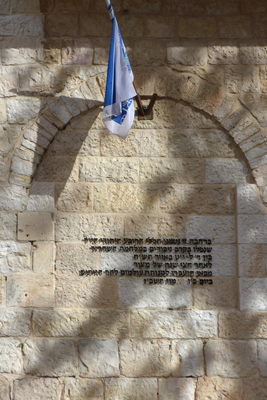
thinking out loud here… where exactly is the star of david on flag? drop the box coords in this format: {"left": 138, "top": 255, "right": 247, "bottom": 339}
{"left": 102, "top": 0, "right": 137, "bottom": 139}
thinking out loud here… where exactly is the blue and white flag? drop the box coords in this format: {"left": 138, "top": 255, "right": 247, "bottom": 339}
{"left": 102, "top": 0, "right": 136, "bottom": 139}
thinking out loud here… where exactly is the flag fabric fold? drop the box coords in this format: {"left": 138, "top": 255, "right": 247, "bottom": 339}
{"left": 102, "top": 0, "right": 136, "bottom": 139}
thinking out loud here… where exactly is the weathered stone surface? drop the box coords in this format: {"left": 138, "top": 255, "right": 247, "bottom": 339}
{"left": 122, "top": 0, "right": 161, "bottom": 13}
{"left": 176, "top": 104, "right": 216, "bottom": 129}
{"left": 205, "top": 159, "right": 251, "bottom": 183}
{"left": 172, "top": 340, "right": 204, "bottom": 377}
{"left": 193, "top": 277, "right": 238, "bottom": 310}
{"left": 160, "top": 185, "right": 235, "bottom": 214}
{"left": 0, "top": 185, "right": 27, "bottom": 212}
{"left": 80, "top": 14, "right": 110, "bottom": 37}
{"left": 0, "top": 339, "right": 23, "bottom": 374}
{"left": 0, "top": 241, "right": 31, "bottom": 274}
{"left": 55, "top": 275, "right": 117, "bottom": 308}
{"left": 62, "top": 39, "right": 93, "bottom": 65}
{"left": 56, "top": 214, "right": 123, "bottom": 242}
{"left": 35, "top": 156, "right": 79, "bottom": 182}
{"left": 239, "top": 131, "right": 267, "bottom": 153}
{"left": 27, "top": 182, "right": 54, "bottom": 212}
{"left": 14, "top": 378, "right": 59, "bottom": 400}
{"left": 120, "top": 339, "right": 171, "bottom": 377}
{"left": 238, "top": 215, "right": 267, "bottom": 243}
{"left": 140, "top": 159, "right": 204, "bottom": 184}
{"left": 146, "top": 16, "right": 175, "bottom": 38}
{"left": 225, "top": 65, "right": 259, "bottom": 93}
{"left": 33, "top": 241, "right": 55, "bottom": 274}
{"left": 133, "top": 41, "right": 165, "bottom": 66}
{"left": 218, "top": 16, "right": 251, "bottom": 38}
{"left": 18, "top": 65, "right": 63, "bottom": 96}
{"left": 239, "top": 94, "right": 267, "bottom": 127}
{"left": 11, "top": 156, "right": 37, "bottom": 177}
{"left": 23, "top": 339, "right": 77, "bottom": 377}
{"left": 124, "top": 215, "right": 185, "bottom": 238}
{"left": 0, "top": 15, "right": 43, "bottom": 36}
{"left": 0, "top": 212, "right": 16, "bottom": 240}
{"left": 159, "top": 378, "right": 196, "bottom": 400}
{"left": 254, "top": 14, "right": 267, "bottom": 38}
{"left": 83, "top": 310, "right": 129, "bottom": 339}
{"left": 0, "top": 376, "right": 9, "bottom": 400}
{"left": 240, "top": 44, "right": 267, "bottom": 65}
{"left": 45, "top": 14, "right": 78, "bottom": 37}
{"left": 0, "top": 309, "right": 31, "bottom": 336}
{"left": 242, "top": 377, "right": 267, "bottom": 400}
{"left": 94, "top": 184, "right": 157, "bottom": 213}
{"left": 240, "top": 278, "right": 267, "bottom": 311}
{"left": 167, "top": 42, "right": 207, "bottom": 66}
{"left": 239, "top": 244, "right": 266, "bottom": 277}
{"left": 205, "top": 340, "right": 257, "bottom": 377}
{"left": 7, "top": 97, "right": 46, "bottom": 124}
{"left": 115, "top": 14, "right": 144, "bottom": 38}
{"left": 259, "top": 66, "right": 267, "bottom": 92}
{"left": 14, "top": 148, "right": 41, "bottom": 165}
{"left": 18, "top": 212, "right": 54, "bottom": 241}
{"left": 0, "top": 276, "right": 5, "bottom": 307}
{"left": 0, "top": 0, "right": 9, "bottom": 14}
{"left": 0, "top": 99, "right": 6, "bottom": 123}
{"left": 246, "top": 143, "right": 267, "bottom": 161}
{"left": 55, "top": 183, "right": 92, "bottom": 212}
{"left": 119, "top": 277, "right": 191, "bottom": 309}
{"left": 237, "top": 184, "right": 262, "bottom": 214}
{"left": 62, "top": 378, "right": 103, "bottom": 400}
{"left": 131, "top": 310, "right": 217, "bottom": 339}
{"left": 105, "top": 378, "right": 157, "bottom": 400}
{"left": 56, "top": 243, "right": 100, "bottom": 274}
{"left": 186, "top": 216, "right": 236, "bottom": 243}
{"left": 196, "top": 376, "right": 242, "bottom": 400}
{"left": 0, "top": 66, "right": 18, "bottom": 98}
{"left": 43, "top": 39, "right": 61, "bottom": 64}
{"left": 213, "top": 95, "right": 236, "bottom": 122}
{"left": 208, "top": 43, "right": 239, "bottom": 64}
{"left": 133, "top": 100, "right": 176, "bottom": 129}
{"left": 178, "top": 17, "right": 217, "bottom": 39}
{"left": 212, "top": 245, "right": 236, "bottom": 276}
{"left": 219, "top": 311, "right": 267, "bottom": 339}
{"left": 7, "top": 274, "right": 53, "bottom": 308}
{"left": 80, "top": 158, "right": 139, "bottom": 183}
{"left": 79, "top": 339, "right": 119, "bottom": 378}
{"left": 10, "top": 0, "right": 40, "bottom": 12}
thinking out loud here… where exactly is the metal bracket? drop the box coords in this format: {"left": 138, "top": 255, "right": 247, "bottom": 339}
{"left": 135, "top": 93, "right": 158, "bottom": 120}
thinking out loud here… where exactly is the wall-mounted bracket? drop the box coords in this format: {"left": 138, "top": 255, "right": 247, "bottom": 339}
{"left": 135, "top": 93, "right": 158, "bottom": 120}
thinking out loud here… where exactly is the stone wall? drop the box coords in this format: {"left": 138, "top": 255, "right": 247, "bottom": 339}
{"left": 1, "top": 0, "right": 267, "bottom": 399}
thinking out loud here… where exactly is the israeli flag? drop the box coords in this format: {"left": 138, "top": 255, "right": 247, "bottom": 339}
{"left": 102, "top": 0, "right": 136, "bottom": 139}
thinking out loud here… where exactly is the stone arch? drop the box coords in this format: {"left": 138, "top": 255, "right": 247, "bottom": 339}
{"left": 8, "top": 66, "right": 267, "bottom": 205}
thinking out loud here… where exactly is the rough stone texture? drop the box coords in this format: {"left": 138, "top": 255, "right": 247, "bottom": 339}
{"left": 18, "top": 212, "right": 54, "bottom": 241}
{"left": 6, "top": 274, "right": 53, "bottom": 308}
{"left": 0, "top": 212, "right": 16, "bottom": 240}
{"left": 131, "top": 311, "right": 217, "bottom": 339}
{"left": 55, "top": 183, "right": 92, "bottom": 212}
{"left": 159, "top": 378, "right": 196, "bottom": 400}
{"left": 186, "top": 216, "right": 236, "bottom": 243}
{"left": 225, "top": 65, "right": 259, "bottom": 93}
{"left": 23, "top": 339, "right": 77, "bottom": 377}
{"left": 0, "top": 15, "right": 43, "bottom": 36}
{"left": 7, "top": 97, "right": 46, "bottom": 124}
{"left": 239, "top": 244, "right": 266, "bottom": 277}
{"left": 242, "top": 377, "right": 267, "bottom": 400}
{"left": 0, "top": 309, "right": 31, "bottom": 336}
{"left": 27, "top": 182, "right": 54, "bottom": 212}
{"left": 159, "top": 185, "right": 235, "bottom": 214}
{"left": 0, "top": 376, "right": 10, "bottom": 400}
{"left": 211, "top": 245, "right": 237, "bottom": 276}
{"left": 105, "top": 378, "right": 157, "bottom": 400}
{"left": 240, "top": 278, "right": 267, "bottom": 311}
{"left": 0, "top": 339, "right": 23, "bottom": 374}
{"left": 0, "top": 185, "right": 27, "bottom": 211}
{"left": 240, "top": 94, "right": 267, "bottom": 127}
{"left": 146, "top": 16, "right": 175, "bottom": 38}
{"left": 61, "top": 378, "right": 103, "bottom": 400}
{"left": 205, "top": 340, "right": 257, "bottom": 377}
{"left": 237, "top": 184, "right": 262, "bottom": 213}
{"left": 133, "top": 41, "right": 166, "bottom": 66}
{"left": 178, "top": 17, "right": 217, "bottom": 39}
{"left": 205, "top": 159, "right": 251, "bottom": 183}
{"left": 124, "top": 215, "right": 185, "bottom": 238}
{"left": 167, "top": 42, "right": 207, "bottom": 66}
{"left": 196, "top": 377, "right": 243, "bottom": 400}
{"left": 13, "top": 378, "right": 60, "bottom": 400}
{"left": 218, "top": 16, "right": 251, "bottom": 38}
{"left": 56, "top": 242, "right": 100, "bottom": 274}
{"left": 172, "top": 340, "right": 204, "bottom": 377}
{"left": 35, "top": 156, "right": 79, "bottom": 182}
{"left": 119, "top": 277, "right": 191, "bottom": 309}
{"left": 120, "top": 339, "right": 171, "bottom": 377}
{"left": 62, "top": 39, "right": 93, "bottom": 65}
{"left": 0, "top": 276, "right": 5, "bottom": 307}
{"left": 219, "top": 311, "right": 267, "bottom": 339}
{"left": 208, "top": 44, "right": 239, "bottom": 64}
{"left": 79, "top": 339, "right": 119, "bottom": 378}
{"left": 0, "top": 241, "right": 31, "bottom": 274}
{"left": 238, "top": 215, "right": 267, "bottom": 243}
{"left": 33, "top": 241, "right": 55, "bottom": 274}
{"left": 258, "top": 341, "right": 267, "bottom": 375}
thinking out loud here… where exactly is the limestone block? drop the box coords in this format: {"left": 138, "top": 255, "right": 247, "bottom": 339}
{"left": 133, "top": 41, "right": 165, "bottom": 66}
{"left": 140, "top": 159, "right": 204, "bottom": 184}
{"left": 23, "top": 339, "right": 77, "bottom": 376}
{"left": 18, "top": 65, "right": 63, "bottom": 96}
{"left": 218, "top": 16, "right": 251, "bottom": 38}
{"left": 246, "top": 144, "right": 267, "bottom": 161}
{"left": 37, "top": 116, "right": 58, "bottom": 136}
{"left": 206, "top": 159, "right": 250, "bottom": 183}
{"left": 43, "top": 39, "right": 61, "bottom": 64}
{"left": 196, "top": 376, "right": 242, "bottom": 400}
{"left": 0, "top": 241, "right": 31, "bottom": 274}
{"left": 56, "top": 0, "right": 95, "bottom": 11}
{"left": 240, "top": 44, "right": 267, "bottom": 65}
{"left": 14, "top": 148, "right": 41, "bottom": 165}
{"left": 124, "top": 215, "right": 185, "bottom": 239}
{"left": 0, "top": 185, "right": 27, "bottom": 212}
{"left": 186, "top": 216, "right": 236, "bottom": 244}
{"left": 120, "top": 339, "right": 171, "bottom": 377}
{"left": 146, "top": 16, "right": 175, "bottom": 38}
{"left": 56, "top": 214, "right": 123, "bottom": 242}
{"left": 237, "top": 184, "right": 262, "bottom": 214}
{"left": 0, "top": 15, "right": 43, "bottom": 36}
{"left": 239, "top": 244, "right": 266, "bottom": 278}
{"left": 242, "top": 377, "right": 267, "bottom": 400}
{"left": 0, "top": 0, "right": 9, "bottom": 13}
{"left": 101, "top": 252, "right": 134, "bottom": 272}
{"left": 0, "top": 376, "right": 9, "bottom": 400}
{"left": 60, "top": 97, "right": 80, "bottom": 118}
{"left": 45, "top": 14, "right": 78, "bottom": 37}
{"left": 239, "top": 132, "right": 267, "bottom": 153}
{"left": 21, "top": 139, "right": 45, "bottom": 156}
{"left": 14, "top": 378, "right": 59, "bottom": 400}
{"left": 178, "top": 17, "right": 217, "bottom": 39}
{"left": 32, "top": 309, "right": 88, "bottom": 337}
{"left": 221, "top": 108, "right": 246, "bottom": 131}
{"left": 56, "top": 243, "right": 100, "bottom": 274}
{"left": 239, "top": 94, "right": 267, "bottom": 127}
{"left": 118, "top": 277, "right": 191, "bottom": 309}
{"left": 0, "top": 125, "right": 21, "bottom": 157}
{"left": 159, "top": 185, "right": 235, "bottom": 215}
{"left": 55, "top": 275, "right": 118, "bottom": 308}
{"left": 240, "top": 278, "right": 267, "bottom": 311}
{"left": 213, "top": 95, "right": 236, "bottom": 122}
{"left": 131, "top": 310, "right": 217, "bottom": 339}
{"left": 11, "top": 156, "right": 37, "bottom": 177}
{"left": 100, "top": 130, "right": 168, "bottom": 157}
{"left": 10, "top": 0, "right": 40, "bottom": 12}
{"left": 167, "top": 42, "right": 207, "bottom": 66}
{"left": 208, "top": 44, "right": 239, "bottom": 64}
{"left": 82, "top": 310, "right": 130, "bottom": 339}
{"left": 62, "top": 378, "right": 103, "bottom": 400}
{"left": 7, "top": 97, "right": 46, "bottom": 125}
{"left": 0, "top": 212, "right": 16, "bottom": 240}
{"left": 18, "top": 212, "right": 54, "bottom": 241}
{"left": 225, "top": 66, "right": 259, "bottom": 93}
{"left": 94, "top": 38, "right": 109, "bottom": 65}
{"left": 138, "top": 100, "right": 178, "bottom": 129}
{"left": 1, "top": 37, "right": 43, "bottom": 65}
{"left": 0, "top": 339, "right": 23, "bottom": 374}
{"left": 219, "top": 311, "right": 267, "bottom": 339}
{"left": 79, "top": 158, "right": 139, "bottom": 183}
{"left": 94, "top": 184, "right": 158, "bottom": 213}
{"left": 172, "top": 340, "right": 204, "bottom": 377}
{"left": 55, "top": 183, "right": 92, "bottom": 213}
{"left": 79, "top": 339, "right": 119, "bottom": 377}
{"left": 159, "top": 378, "right": 196, "bottom": 400}
{"left": 212, "top": 245, "right": 237, "bottom": 276}
{"left": 0, "top": 276, "right": 5, "bottom": 307}
{"left": 105, "top": 378, "right": 157, "bottom": 400}
{"left": 205, "top": 340, "right": 257, "bottom": 377}
{"left": 0, "top": 99, "right": 6, "bottom": 123}
{"left": 48, "top": 99, "right": 72, "bottom": 126}
{"left": 62, "top": 39, "right": 93, "bottom": 65}
{"left": 0, "top": 158, "right": 8, "bottom": 182}
{"left": 35, "top": 156, "right": 79, "bottom": 182}
{"left": 0, "top": 66, "right": 18, "bottom": 98}
{"left": 193, "top": 277, "right": 238, "bottom": 310}
{"left": 27, "top": 182, "right": 54, "bottom": 212}
{"left": 175, "top": 104, "right": 216, "bottom": 129}
{"left": 80, "top": 14, "right": 111, "bottom": 36}
{"left": 259, "top": 66, "right": 267, "bottom": 92}
{"left": 33, "top": 241, "right": 55, "bottom": 274}
{"left": 0, "top": 309, "right": 31, "bottom": 336}
{"left": 238, "top": 215, "right": 267, "bottom": 243}
{"left": 254, "top": 14, "right": 267, "bottom": 38}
